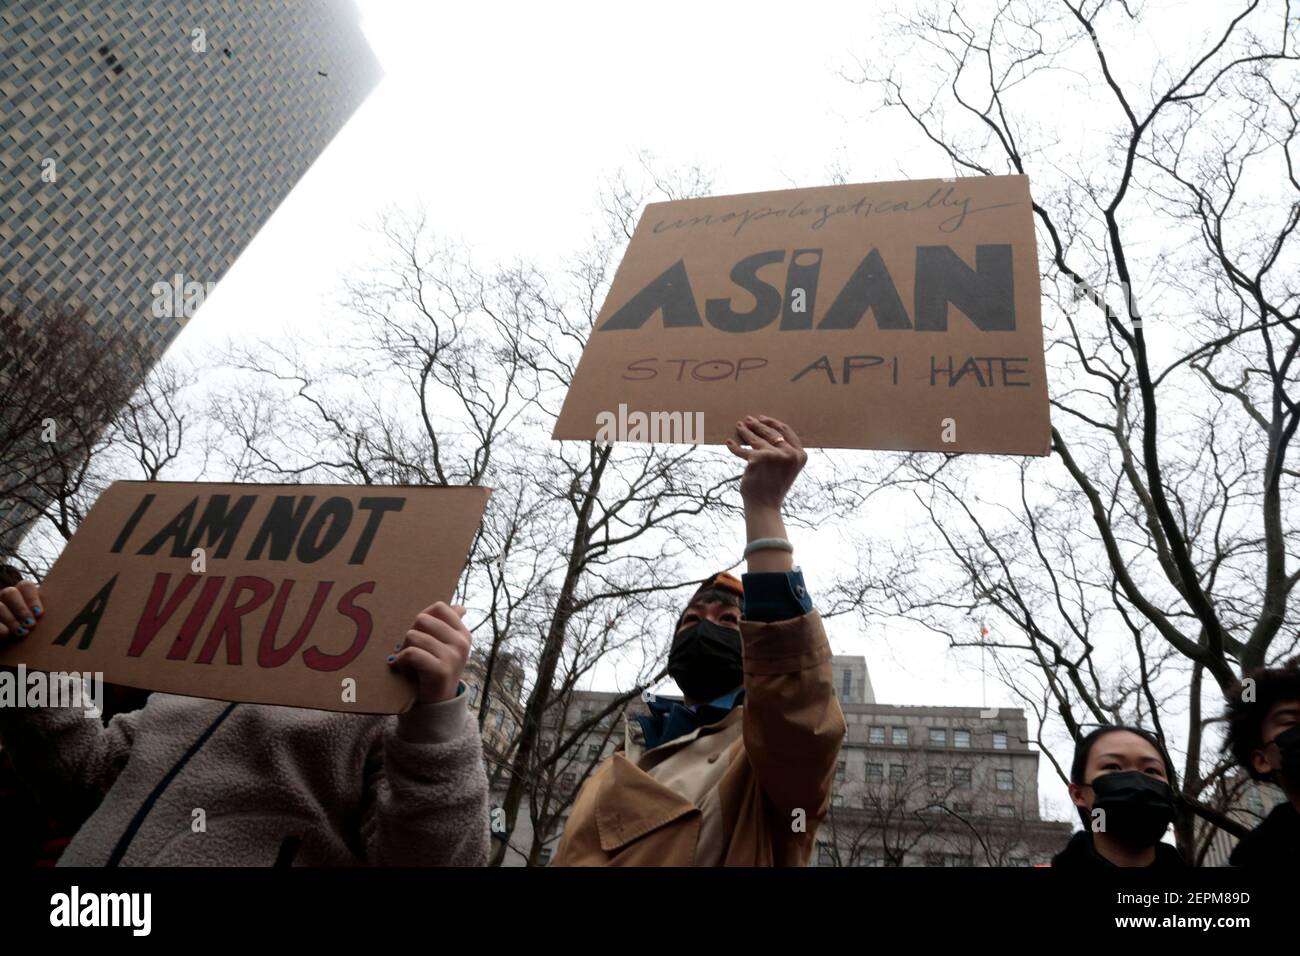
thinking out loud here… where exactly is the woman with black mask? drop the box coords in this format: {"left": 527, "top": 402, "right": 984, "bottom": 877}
{"left": 1053, "top": 725, "right": 1186, "bottom": 868}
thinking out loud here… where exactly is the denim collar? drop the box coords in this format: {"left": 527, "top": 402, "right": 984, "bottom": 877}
{"left": 637, "top": 687, "right": 744, "bottom": 751}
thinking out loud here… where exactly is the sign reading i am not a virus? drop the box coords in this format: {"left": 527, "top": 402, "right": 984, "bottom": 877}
{"left": 553, "top": 175, "right": 1050, "bottom": 455}
{"left": 0, "top": 482, "right": 490, "bottom": 714}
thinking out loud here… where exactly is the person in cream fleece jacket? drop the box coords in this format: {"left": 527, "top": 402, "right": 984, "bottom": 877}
{"left": 0, "top": 579, "right": 489, "bottom": 867}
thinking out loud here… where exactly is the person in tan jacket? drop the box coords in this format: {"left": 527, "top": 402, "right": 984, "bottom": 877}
{"left": 551, "top": 414, "right": 846, "bottom": 866}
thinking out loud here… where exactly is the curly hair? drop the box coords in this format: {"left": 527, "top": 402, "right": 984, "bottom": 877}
{"left": 1223, "top": 657, "right": 1300, "bottom": 781}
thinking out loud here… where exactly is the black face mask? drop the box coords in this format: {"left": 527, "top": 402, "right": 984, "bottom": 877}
{"left": 668, "top": 619, "right": 742, "bottom": 703}
{"left": 1090, "top": 771, "right": 1176, "bottom": 846}
{"left": 1267, "top": 724, "right": 1300, "bottom": 786}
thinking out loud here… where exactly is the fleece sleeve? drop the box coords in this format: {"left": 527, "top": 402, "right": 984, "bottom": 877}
{"left": 0, "top": 680, "right": 143, "bottom": 814}
{"left": 361, "top": 689, "right": 490, "bottom": 866}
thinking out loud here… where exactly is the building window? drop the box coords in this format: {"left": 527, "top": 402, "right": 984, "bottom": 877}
{"left": 891, "top": 727, "right": 908, "bottom": 746}
{"left": 493, "top": 712, "right": 505, "bottom": 730}
{"left": 869, "top": 726, "right": 886, "bottom": 745}
{"left": 1010, "top": 857, "right": 1029, "bottom": 867}
{"left": 953, "top": 767, "right": 972, "bottom": 787}
{"left": 996, "top": 770, "right": 1014, "bottom": 791}
{"left": 865, "top": 763, "right": 884, "bottom": 783}
{"left": 993, "top": 731, "right": 1009, "bottom": 750}
{"left": 538, "top": 848, "right": 553, "bottom": 865}
{"left": 997, "top": 804, "right": 1015, "bottom": 818}
{"left": 832, "top": 793, "right": 845, "bottom": 808}
{"left": 927, "top": 767, "right": 946, "bottom": 787}
{"left": 560, "top": 772, "right": 576, "bottom": 789}
{"left": 467, "top": 684, "right": 480, "bottom": 706}
{"left": 836, "top": 760, "right": 846, "bottom": 781}
{"left": 929, "top": 728, "right": 947, "bottom": 747}
{"left": 889, "top": 765, "right": 906, "bottom": 783}
{"left": 580, "top": 707, "right": 593, "bottom": 721}
{"left": 586, "top": 743, "right": 601, "bottom": 760}
{"left": 817, "top": 845, "right": 835, "bottom": 866}
{"left": 952, "top": 802, "right": 972, "bottom": 814}
{"left": 954, "top": 729, "right": 971, "bottom": 748}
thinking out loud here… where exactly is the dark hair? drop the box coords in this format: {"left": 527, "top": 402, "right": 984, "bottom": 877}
{"left": 1224, "top": 657, "right": 1300, "bottom": 781}
{"left": 0, "top": 565, "right": 22, "bottom": 589}
{"left": 1070, "top": 724, "right": 1176, "bottom": 785}
{"left": 1069, "top": 724, "right": 1177, "bottom": 829}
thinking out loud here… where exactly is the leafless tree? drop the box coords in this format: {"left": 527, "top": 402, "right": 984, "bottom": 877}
{"left": 832, "top": 0, "right": 1299, "bottom": 860}
{"left": 821, "top": 771, "right": 966, "bottom": 866}
{"left": 1, "top": 291, "right": 195, "bottom": 574}
{"left": 207, "top": 148, "right": 902, "bottom": 862}
{"left": 206, "top": 162, "right": 803, "bottom": 864}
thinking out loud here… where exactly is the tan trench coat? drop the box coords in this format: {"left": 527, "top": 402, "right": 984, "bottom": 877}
{"left": 550, "top": 610, "right": 845, "bottom": 866}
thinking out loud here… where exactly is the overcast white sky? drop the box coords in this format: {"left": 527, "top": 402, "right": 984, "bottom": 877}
{"left": 171, "top": 0, "right": 1242, "bottom": 823}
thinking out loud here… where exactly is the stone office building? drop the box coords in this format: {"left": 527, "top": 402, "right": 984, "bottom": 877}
{"left": 822, "top": 701, "right": 1071, "bottom": 866}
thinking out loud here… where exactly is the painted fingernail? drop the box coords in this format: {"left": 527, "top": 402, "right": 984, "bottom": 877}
{"left": 386, "top": 655, "right": 396, "bottom": 663}
{"left": 23, "top": 617, "right": 34, "bottom": 626}
{"left": 32, "top": 607, "right": 42, "bottom": 615}
{"left": 16, "top": 627, "right": 27, "bottom": 637}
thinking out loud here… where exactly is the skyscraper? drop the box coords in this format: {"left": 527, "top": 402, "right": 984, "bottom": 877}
{"left": 0, "top": 0, "right": 381, "bottom": 354}
{"left": 0, "top": 0, "right": 380, "bottom": 553}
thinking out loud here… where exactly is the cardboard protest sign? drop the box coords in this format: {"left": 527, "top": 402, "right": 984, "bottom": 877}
{"left": 0, "top": 482, "right": 490, "bottom": 714}
{"left": 553, "top": 175, "right": 1049, "bottom": 455}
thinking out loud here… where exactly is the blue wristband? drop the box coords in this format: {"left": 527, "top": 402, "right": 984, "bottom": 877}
{"left": 741, "top": 569, "right": 813, "bottom": 622}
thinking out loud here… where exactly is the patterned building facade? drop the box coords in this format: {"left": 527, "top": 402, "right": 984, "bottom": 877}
{"left": 0, "top": 0, "right": 380, "bottom": 354}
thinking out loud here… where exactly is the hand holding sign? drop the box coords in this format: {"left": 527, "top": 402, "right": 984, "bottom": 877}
{"left": 0, "top": 582, "right": 44, "bottom": 643}
{"left": 553, "top": 175, "right": 1049, "bottom": 454}
{"left": 727, "top": 414, "right": 808, "bottom": 512}
{"left": 389, "top": 602, "right": 472, "bottom": 704}
{"left": 3, "top": 581, "right": 473, "bottom": 707}
{"left": 727, "top": 415, "right": 808, "bottom": 574}
{"left": 0, "top": 482, "right": 491, "bottom": 713}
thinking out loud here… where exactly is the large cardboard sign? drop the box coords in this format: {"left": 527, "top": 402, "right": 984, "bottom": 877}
{"left": 553, "top": 175, "right": 1049, "bottom": 455}
{"left": 0, "top": 482, "right": 490, "bottom": 713}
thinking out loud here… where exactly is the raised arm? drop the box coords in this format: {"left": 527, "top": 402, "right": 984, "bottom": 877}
{"left": 726, "top": 416, "right": 846, "bottom": 815}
